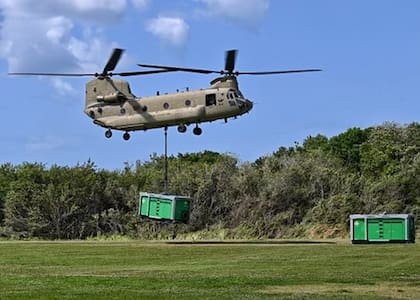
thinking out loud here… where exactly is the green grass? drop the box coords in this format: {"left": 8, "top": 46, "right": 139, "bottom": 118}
{"left": 0, "top": 240, "right": 419, "bottom": 299}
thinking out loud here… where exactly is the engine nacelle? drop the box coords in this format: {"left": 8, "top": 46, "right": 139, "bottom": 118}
{"left": 96, "top": 92, "right": 126, "bottom": 103}
{"left": 85, "top": 78, "right": 135, "bottom": 109}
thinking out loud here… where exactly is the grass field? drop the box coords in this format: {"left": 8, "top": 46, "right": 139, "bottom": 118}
{"left": 0, "top": 240, "right": 419, "bottom": 299}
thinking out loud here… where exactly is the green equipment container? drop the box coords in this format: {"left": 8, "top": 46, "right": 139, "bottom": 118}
{"left": 350, "top": 214, "right": 415, "bottom": 244}
{"left": 139, "top": 192, "right": 191, "bottom": 223}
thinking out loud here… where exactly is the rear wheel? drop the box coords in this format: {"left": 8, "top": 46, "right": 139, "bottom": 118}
{"left": 193, "top": 126, "right": 202, "bottom": 136}
{"left": 123, "top": 132, "right": 130, "bottom": 140}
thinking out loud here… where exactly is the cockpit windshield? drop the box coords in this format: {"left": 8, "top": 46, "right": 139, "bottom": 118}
{"left": 228, "top": 89, "right": 242, "bottom": 100}
{"left": 226, "top": 88, "right": 252, "bottom": 110}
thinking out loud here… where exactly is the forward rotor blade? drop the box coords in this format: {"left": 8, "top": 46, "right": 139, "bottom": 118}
{"left": 224, "top": 49, "right": 237, "bottom": 74}
{"left": 8, "top": 72, "right": 96, "bottom": 77}
{"left": 137, "top": 64, "right": 321, "bottom": 76}
{"left": 235, "top": 69, "right": 322, "bottom": 75}
{"left": 138, "top": 63, "right": 218, "bottom": 74}
{"left": 102, "top": 48, "right": 124, "bottom": 75}
{"left": 114, "top": 69, "right": 177, "bottom": 76}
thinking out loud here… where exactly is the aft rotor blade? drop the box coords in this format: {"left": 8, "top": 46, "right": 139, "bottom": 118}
{"left": 9, "top": 69, "right": 176, "bottom": 77}
{"left": 102, "top": 48, "right": 124, "bottom": 75}
{"left": 236, "top": 69, "right": 322, "bottom": 75}
{"left": 138, "top": 63, "right": 218, "bottom": 74}
{"left": 8, "top": 72, "right": 96, "bottom": 77}
{"left": 225, "top": 49, "right": 237, "bottom": 74}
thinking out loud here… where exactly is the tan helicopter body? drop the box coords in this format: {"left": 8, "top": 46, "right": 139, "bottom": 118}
{"left": 10, "top": 48, "right": 320, "bottom": 140}
{"left": 85, "top": 76, "right": 252, "bottom": 140}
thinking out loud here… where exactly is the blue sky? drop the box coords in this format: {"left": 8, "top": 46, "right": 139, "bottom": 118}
{"left": 0, "top": 0, "right": 419, "bottom": 170}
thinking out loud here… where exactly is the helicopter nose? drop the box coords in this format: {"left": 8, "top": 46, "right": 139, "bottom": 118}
{"left": 236, "top": 98, "right": 253, "bottom": 112}
{"left": 245, "top": 99, "right": 253, "bottom": 111}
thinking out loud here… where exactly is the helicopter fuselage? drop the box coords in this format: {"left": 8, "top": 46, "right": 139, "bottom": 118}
{"left": 84, "top": 76, "right": 253, "bottom": 138}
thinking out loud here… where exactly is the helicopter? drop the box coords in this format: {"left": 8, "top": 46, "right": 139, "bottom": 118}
{"left": 9, "top": 48, "right": 320, "bottom": 140}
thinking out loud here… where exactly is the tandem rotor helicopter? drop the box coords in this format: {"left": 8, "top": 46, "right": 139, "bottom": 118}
{"left": 10, "top": 48, "right": 320, "bottom": 140}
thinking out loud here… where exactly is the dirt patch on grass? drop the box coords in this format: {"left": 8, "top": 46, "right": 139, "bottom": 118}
{"left": 259, "top": 283, "right": 420, "bottom": 299}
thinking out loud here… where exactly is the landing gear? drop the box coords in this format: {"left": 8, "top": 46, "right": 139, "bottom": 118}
{"left": 123, "top": 132, "right": 130, "bottom": 141}
{"left": 193, "top": 126, "right": 202, "bottom": 136}
{"left": 105, "top": 129, "right": 130, "bottom": 140}
{"left": 177, "top": 124, "right": 187, "bottom": 133}
{"left": 105, "top": 129, "right": 112, "bottom": 138}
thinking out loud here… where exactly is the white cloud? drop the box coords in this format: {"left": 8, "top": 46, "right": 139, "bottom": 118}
{"left": 70, "top": 0, "right": 126, "bottom": 12}
{"left": 0, "top": 15, "right": 78, "bottom": 72}
{"left": 196, "top": 0, "right": 270, "bottom": 28}
{"left": 45, "top": 17, "right": 74, "bottom": 45}
{"left": 146, "top": 16, "right": 189, "bottom": 47}
{"left": 51, "top": 78, "right": 77, "bottom": 96}
{"left": 67, "top": 35, "right": 119, "bottom": 72}
{"left": 0, "top": 0, "right": 125, "bottom": 94}
{"left": 0, "top": 0, "right": 127, "bottom": 23}
{"left": 132, "top": 0, "right": 150, "bottom": 10}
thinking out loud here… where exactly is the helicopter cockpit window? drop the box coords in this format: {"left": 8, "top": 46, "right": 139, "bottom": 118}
{"left": 206, "top": 93, "right": 216, "bottom": 106}
{"left": 227, "top": 90, "right": 236, "bottom": 99}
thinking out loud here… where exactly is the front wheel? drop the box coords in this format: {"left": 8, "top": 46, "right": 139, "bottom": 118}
{"left": 177, "top": 124, "right": 187, "bottom": 133}
{"left": 105, "top": 129, "right": 112, "bottom": 138}
{"left": 123, "top": 132, "right": 130, "bottom": 141}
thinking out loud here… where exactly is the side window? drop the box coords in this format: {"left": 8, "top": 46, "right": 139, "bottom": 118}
{"left": 205, "top": 93, "right": 216, "bottom": 106}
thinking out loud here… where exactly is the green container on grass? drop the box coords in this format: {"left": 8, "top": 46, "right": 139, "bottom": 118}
{"left": 350, "top": 214, "right": 415, "bottom": 244}
{"left": 139, "top": 192, "right": 191, "bottom": 223}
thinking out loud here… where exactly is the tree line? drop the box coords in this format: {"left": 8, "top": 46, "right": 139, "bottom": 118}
{"left": 0, "top": 122, "right": 419, "bottom": 239}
